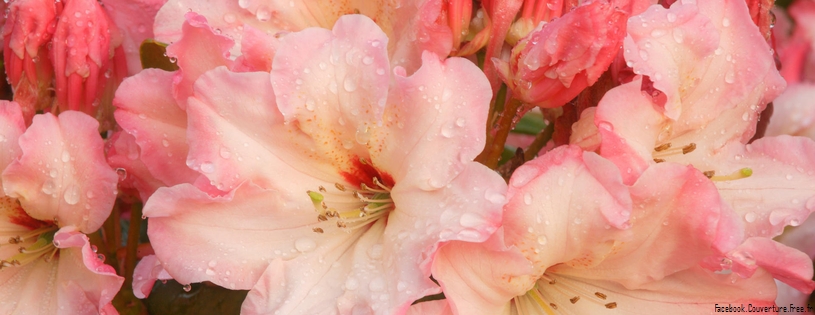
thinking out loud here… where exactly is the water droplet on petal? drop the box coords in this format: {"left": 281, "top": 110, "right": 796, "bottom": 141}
{"left": 343, "top": 78, "right": 358, "bottom": 92}
{"left": 537, "top": 236, "right": 547, "bottom": 245}
{"left": 666, "top": 12, "right": 677, "bottom": 22}
{"left": 41, "top": 180, "right": 56, "bottom": 195}
{"left": 294, "top": 238, "right": 316, "bottom": 253}
{"left": 345, "top": 277, "right": 359, "bottom": 290}
{"left": 182, "top": 284, "right": 192, "bottom": 292}
{"left": 63, "top": 184, "right": 81, "bottom": 205}
{"left": 523, "top": 193, "right": 532, "bottom": 205}
{"left": 200, "top": 162, "right": 215, "bottom": 174}
{"left": 744, "top": 212, "right": 756, "bottom": 223}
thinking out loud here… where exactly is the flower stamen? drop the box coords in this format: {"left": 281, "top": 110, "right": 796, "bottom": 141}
{"left": 707, "top": 168, "right": 753, "bottom": 181}
{"left": 307, "top": 177, "right": 395, "bottom": 233}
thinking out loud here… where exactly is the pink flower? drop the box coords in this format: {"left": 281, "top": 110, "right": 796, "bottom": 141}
{"left": 433, "top": 145, "right": 781, "bottom": 314}
{"left": 572, "top": 0, "right": 815, "bottom": 295}
{"left": 152, "top": 0, "right": 452, "bottom": 74}
{"left": 0, "top": 101, "right": 122, "bottom": 314}
{"left": 494, "top": 0, "right": 627, "bottom": 108}
{"left": 138, "top": 15, "right": 505, "bottom": 314}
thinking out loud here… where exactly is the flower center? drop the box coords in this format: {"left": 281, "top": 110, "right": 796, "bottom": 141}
{"left": 307, "top": 177, "right": 394, "bottom": 233}
{"left": 0, "top": 225, "right": 60, "bottom": 270}
{"left": 515, "top": 273, "right": 618, "bottom": 314}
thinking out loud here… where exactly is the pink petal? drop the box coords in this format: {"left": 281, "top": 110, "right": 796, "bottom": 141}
{"left": 379, "top": 161, "right": 506, "bottom": 311}
{"left": 540, "top": 266, "right": 776, "bottom": 314}
{"left": 232, "top": 25, "right": 280, "bottom": 72}
{"left": 565, "top": 162, "right": 740, "bottom": 287}
{"left": 625, "top": 0, "right": 785, "bottom": 141}
{"left": 165, "top": 12, "right": 234, "bottom": 108}
{"left": 143, "top": 182, "right": 327, "bottom": 290}
{"left": 569, "top": 107, "right": 601, "bottom": 152}
{"left": 432, "top": 232, "right": 534, "bottom": 315}
{"left": 502, "top": 146, "right": 632, "bottom": 274}
{"left": 53, "top": 228, "right": 124, "bottom": 314}
{"left": 371, "top": 52, "right": 491, "bottom": 190}
{"left": 766, "top": 83, "right": 815, "bottom": 138}
{"left": 725, "top": 237, "right": 815, "bottom": 294}
{"left": 0, "top": 101, "right": 25, "bottom": 195}
{"left": 113, "top": 68, "right": 199, "bottom": 190}
{"left": 0, "top": 226, "right": 123, "bottom": 314}
{"left": 593, "top": 77, "right": 662, "bottom": 185}
{"left": 185, "top": 67, "right": 330, "bottom": 190}
{"left": 105, "top": 131, "right": 165, "bottom": 201}
{"left": 100, "top": 0, "right": 167, "bottom": 75}
{"left": 389, "top": 0, "right": 453, "bottom": 74}
{"left": 711, "top": 136, "right": 815, "bottom": 239}
{"left": 2, "top": 111, "right": 117, "bottom": 232}
{"left": 269, "top": 15, "right": 390, "bottom": 169}
{"left": 132, "top": 254, "right": 172, "bottom": 299}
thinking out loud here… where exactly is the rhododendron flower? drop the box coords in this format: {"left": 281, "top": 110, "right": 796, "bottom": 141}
{"left": 152, "top": 0, "right": 452, "bottom": 74}
{"left": 433, "top": 145, "right": 785, "bottom": 314}
{"left": 494, "top": 0, "right": 627, "bottom": 108}
{"left": 572, "top": 0, "right": 815, "bottom": 293}
{"left": 0, "top": 101, "right": 122, "bottom": 314}
{"left": 139, "top": 15, "right": 505, "bottom": 314}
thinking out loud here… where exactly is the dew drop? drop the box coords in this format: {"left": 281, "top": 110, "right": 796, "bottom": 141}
{"left": 294, "top": 238, "right": 317, "bottom": 253}
{"left": 182, "top": 284, "right": 192, "bottom": 292}
{"left": 223, "top": 13, "right": 236, "bottom": 23}
{"left": 537, "top": 236, "right": 547, "bottom": 245}
{"left": 343, "top": 78, "right": 358, "bottom": 92}
{"left": 744, "top": 212, "right": 756, "bottom": 223}
{"left": 161, "top": 139, "right": 170, "bottom": 147}
{"left": 63, "top": 184, "right": 81, "bottom": 205}
{"left": 200, "top": 162, "right": 215, "bottom": 174}
{"left": 638, "top": 50, "right": 649, "bottom": 61}
{"left": 41, "top": 180, "right": 56, "bottom": 195}
{"left": 523, "top": 193, "right": 532, "bottom": 205}
{"left": 256, "top": 6, "right": 271, "bottom": 21}
{"left": 345, "top": 277, "right": 359, "bottom": 290}
{"left": 666, "top": 12, "right": 677, "bottom": 22}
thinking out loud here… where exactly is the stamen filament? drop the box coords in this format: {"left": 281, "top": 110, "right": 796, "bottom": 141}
{"left": 710, "top": 168, "right": 753, "bottom": 181}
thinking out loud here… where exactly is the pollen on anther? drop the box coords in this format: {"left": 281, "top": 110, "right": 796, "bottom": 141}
{"left": 703, "top": 171, "right": 715, "bottom": 178}
{"left": 605, "top": 302, "right": 617, "bottom": 309}
{"left": 317, "top": 214, "right": 327, "bottom": 222}
{"left": 550, "top": 303, "right": 558, "bottom": 310}
{"left": 653, "top": 158, "right": 665, "bottom": 163}
{"left": 682, "top": 143, "right": 696, "bottom": 154}
{"left": 570, "top": 296, "right": 580, "bottom": 304}
{"left": 595, "top": 292, "right": 607, "bottom": 300}
{"left": 334, "top": 183, "right": 346, "bottom": 191}
{"left": 654, "top": 143, "right": 671, "bottom": 152}
{"left": 549, "top": 279, "right": 557, "bottom": 285}
{"left": 312, "top": 227, "right": 324, "bottom": 233}
{"left": 318, "top": 186, "right": 327, "bottom": 193}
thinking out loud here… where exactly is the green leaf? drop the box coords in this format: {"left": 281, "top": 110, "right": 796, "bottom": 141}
{"left": 140, "top": 39, "right": 179, "bottom": 71}
{"left": 511, "top": 111, "right": 546, "bottom": 135}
